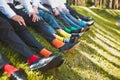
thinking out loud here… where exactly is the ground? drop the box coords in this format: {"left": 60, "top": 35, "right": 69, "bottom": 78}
{"left": 0, "top": 6, "right": 120, "bottom": 80}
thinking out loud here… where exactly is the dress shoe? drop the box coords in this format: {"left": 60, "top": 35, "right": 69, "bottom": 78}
{"left": 59, "top": 42, "right": 80, "bottom": 52}
{"left": 30, "top": 54, "right": 64, "bottom": 72}
{"left": 64, "top": 32, "right": 84, "bottom": 43}
{"left": 86, "top": 20, "right": 94, "bottom": 26}
{"left": 71, "top": 28, "right": 82, "bottom": 33}
{"left": 10, "top": 69, "right": 27, "bottom": 80}
{"left": 87, "top": 17, "right": 94, "bottom": 21}
{"left": 71, "top": 32, "right": 84, "bottom": 39}
{"left": 84, "top": 17, "right": 94, "bottom": 21}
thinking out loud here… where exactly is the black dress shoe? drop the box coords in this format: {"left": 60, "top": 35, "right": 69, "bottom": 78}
{"left": 86, "top": 20, "right": 94, "bottom": 26}
{"left": 84, "top": 17, "right": 94, "bottom": 21}
{"left": 69, "top": 32, "right": 85, "bottom": 43}
{"left": 71, "top": 28, "right": 82, "bottom": 33}
{"left": 30, "top": 54, "right": 64, "bottom": 72}
{"left": 10, "top": 69, "right": 27, "bottom": 80}
{"left": 69, "top": 34, "right": 79, "bottom": 43}
{"left": 59, "top": 42, "right": 80, "bottom": 52}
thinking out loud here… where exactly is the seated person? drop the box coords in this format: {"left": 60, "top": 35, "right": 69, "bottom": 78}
{"left": 0, "top": 0, "right": 79, "bottom": 53}
{"left": 40, "top": 0, "right": 94, "bottom": 32}
{"left": 14, "top": 0, "right": 83, "bottom": 43}
{"left": 0, "top": 15, "right": 64, "bottom": 72}
{"left": 30, "top": 0, "right": 84, "bottom": 43}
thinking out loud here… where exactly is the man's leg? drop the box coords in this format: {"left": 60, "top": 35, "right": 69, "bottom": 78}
{"left": 57, "top": 9, "right": 82, "bottom": 29}
{"left": 65, "top": 3, "right": 91, "bottom": 21}
{"left": 0, "top": 52, "right": 27, "bottom": 80}
{"left": 38, "top": 9, "right": 74, "bottom": 39}
{"left": 0, "top": 16, "right": 35, "bottom": 59}
{"left": 63, "top": 10, "right": 87, "bottom": 27}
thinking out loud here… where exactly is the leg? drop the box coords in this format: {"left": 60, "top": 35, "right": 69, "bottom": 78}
{"left": 63, "top": 10, "right": 87, "bottom": 27}
{"left": 0, "top": 16, "right": 36, "bottom": 59}
{"left": 65, "top": 3, "right": 90, "bottom": 21}
{"left": 38, "top": 9, "right": 62, "bottom": 30}
{"left": 0, "top": 52, "right": 27, "bottom": 79}
{"left": 57, "top": 9, "right": 81, "bottom": 29}
{"left": 0, "top": 53, "right": 10, "bottom": 69}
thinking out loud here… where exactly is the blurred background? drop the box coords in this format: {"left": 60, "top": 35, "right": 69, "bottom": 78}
{"left": 67, "top": 0, "right": 120, "bottom": 9}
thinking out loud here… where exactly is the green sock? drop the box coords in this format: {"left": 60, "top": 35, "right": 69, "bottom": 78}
{"left": 64, "top": 28, "right": 71, "bottom": 33}
{"left": 69, "top": 27, "right": 78, "bottom": 31}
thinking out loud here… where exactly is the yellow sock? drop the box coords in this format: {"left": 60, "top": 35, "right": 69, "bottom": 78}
{"left": 55, "top": 35, "right": 64, "bottom": 42}
{"left": 59, "top": 30, "right": 71, "bottom": 38}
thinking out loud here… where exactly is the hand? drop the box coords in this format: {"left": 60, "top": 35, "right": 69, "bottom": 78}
{"left": 28, "top": 12, "right": 40, "bottom": 22}
{"left": 53, "top": 8, "right": 59, "bottom": 16}
{"left": 32, "top": 6, "right": 39, "bottom": 14}
{"left": 12, "top": 15, "right": 26, "bottom": 26}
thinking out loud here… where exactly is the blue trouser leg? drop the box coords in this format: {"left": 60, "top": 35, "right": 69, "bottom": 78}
{"left": 63, "top": 10, "right": 87, "bottom": 27}
{"left": 58, "top": 9, "right": 81, "bottom": 29}
{"left": 65, "top": 3, "right": 89, "bottom": 21}
{"left": 38, "top": 9, "right": 62, "bottom": 30}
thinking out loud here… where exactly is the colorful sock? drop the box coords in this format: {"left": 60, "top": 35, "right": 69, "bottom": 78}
{"left": 55, "top": 35, "right": 64, "bottom": 42}
{"left": 59, "top": 30, "right": 71, "bottom": 38}
{"left": 3, "top": 64, "right": 19, "bottom": 77}
{"left": 40, "top": 48, "right": 52, "bottom": 57}
{"left": 79, "top": 20, "right": 87, "bottom": 27}
{"left": 64, "top": 28, "right": 71, "bottom": 33}
{"left": 52, "top": 39, "right": 65, "bottom": 48}
{"left": 69, "top": 27, "right": 78, "bottom": 31}
{"left": 27, "top": 55, "right": 39, "bottom": 64}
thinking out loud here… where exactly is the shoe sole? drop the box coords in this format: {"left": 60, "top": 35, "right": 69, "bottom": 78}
{"left": 77, "top": 32, "right": 85, "bottom": 39}
{"left": 64, "top": 42, "right": 80, "bottom": 53}
{"left": 39, "top": 55, "right": 64, "bottom": 72}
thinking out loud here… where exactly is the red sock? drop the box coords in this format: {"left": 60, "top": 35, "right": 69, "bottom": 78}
{"left": 27, "top": 55, "right": 39, "bottom": 64}
{"left": 40, "top": 48, "right": 52, "bottom": 57}
{"left": 3, "top": 64, "right": 19, "bottom": 77}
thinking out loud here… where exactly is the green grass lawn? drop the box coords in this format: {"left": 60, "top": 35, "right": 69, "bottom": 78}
{"left": 0, "top": 7, "right": 120, "bottom": 80}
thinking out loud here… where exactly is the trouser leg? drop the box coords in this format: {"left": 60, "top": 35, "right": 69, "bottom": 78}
{"left": 11, "top": 7, "right": 56, "bottom": 42}
{"left": 65, "top": 3, "right": 89, "bottom": 21}
{"left": 58, "top": 9, "right": 81, "bottom": 29}
{"left": 0, "top": 53, "right": 10, "bottom": 69}
{"left": 0, "top": 16, "right": 36, "bottom": 59}
{"left": 63, "top": 10, "right": 87, "bottom": 27}
{"left": 38, "top": 9, "right": 61, "bottom": 30}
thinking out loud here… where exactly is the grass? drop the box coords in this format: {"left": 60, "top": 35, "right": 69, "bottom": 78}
{"left": 0, "top": 6, "right": 120, "bottom": 80}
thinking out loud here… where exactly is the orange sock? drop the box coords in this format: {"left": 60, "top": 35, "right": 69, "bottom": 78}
{"left": 40, "top": 48, "right": 52, "bottom": 57}
{"left": 3, "top": 64, "right": 19, "bottom": 77}
{"left": 52, "top": 39, "right": 65, "bottom": 48}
